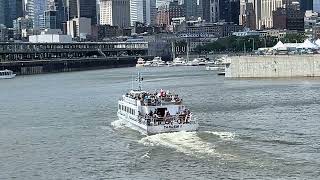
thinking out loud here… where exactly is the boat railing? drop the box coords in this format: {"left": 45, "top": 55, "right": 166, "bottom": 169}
{"left": 141, "top": 114, "right": 193, "bottom": 126}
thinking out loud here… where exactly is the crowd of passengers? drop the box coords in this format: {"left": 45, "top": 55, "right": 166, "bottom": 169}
{"left": 140, "top": 108, "right": 192, "bottom": 125}
{"left": 126, "top": 90, "right": 182, "bottom": 105}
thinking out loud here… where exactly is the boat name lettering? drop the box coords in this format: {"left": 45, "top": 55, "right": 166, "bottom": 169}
{"left": 164, "top": 125, "right": 181, "bottom": 129}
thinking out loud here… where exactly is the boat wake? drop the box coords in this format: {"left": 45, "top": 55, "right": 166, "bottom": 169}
{"left": 139, "top": 131, "right": 235, "bottom": 159}
{"left": 203, "top": 131, "right": 236, "bottom": 141}
{"left": 110, "top": 119, "right": 128, "bottom": 130}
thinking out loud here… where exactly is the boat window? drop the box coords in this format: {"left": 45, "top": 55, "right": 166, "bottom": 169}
{"left": 155, "top": 108, "right": 167, "bottom": 117}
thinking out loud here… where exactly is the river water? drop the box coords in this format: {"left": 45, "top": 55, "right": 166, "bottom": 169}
{"left": 0, "top": 67, "right": 320, "bottom": 179}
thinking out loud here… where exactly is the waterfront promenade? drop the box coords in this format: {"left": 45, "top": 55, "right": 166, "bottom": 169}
{"left": 0, "top": 41, "right": 151, "bottom": 75}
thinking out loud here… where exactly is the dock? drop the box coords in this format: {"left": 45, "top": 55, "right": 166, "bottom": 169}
{"left": 0, "top": 41, "right": 151, "bottom": 75}
{"left": 225, "top": 55, "right": 320, "bottom": 78}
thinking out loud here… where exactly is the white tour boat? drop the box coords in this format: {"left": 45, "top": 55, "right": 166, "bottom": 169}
{"left": 117, "top": 73, "right": 199, "bottom": 135}
{"left": 0, "top": 69, "right": 16, "bottom": 79}
{"left": 136, "top": 58, "right": 145, "bottom": 67}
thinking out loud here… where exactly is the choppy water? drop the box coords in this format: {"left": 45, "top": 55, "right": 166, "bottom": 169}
{"left": 1, "top": 67, "right": 320, "bottom": 179}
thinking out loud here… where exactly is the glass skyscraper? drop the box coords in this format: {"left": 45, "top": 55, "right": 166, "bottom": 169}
{"left": 300, "top": 0, "right": 313, "bottom": 12}
{"left": 0, "top": 0, "right": 23, "bottom": 27}
{"left": 0, "top": 0, "right": 5, "bottom": 25}
{"left": 67, "top": 0, "right": 97, "bottom": 25}
{"left": 26, "top": 0, "right": 46, "bottom": 29}
{"left": 314, "top": 0, "right": 320, "bottom": 13}
{"left": 130, "top": 0, "right": 156, "bottom": 26}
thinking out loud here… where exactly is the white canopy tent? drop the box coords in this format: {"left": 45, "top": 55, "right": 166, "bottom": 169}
{"left": 297, "top": 39, "right": 318, "bottom": 49}
{"left": 272, "top": 41, "right": 287, "bottom": 51}
{"left": 314, "top": 39, "right": 320, "bottom": 47}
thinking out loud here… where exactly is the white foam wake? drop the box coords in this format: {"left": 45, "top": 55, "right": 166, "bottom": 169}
{"left": 110, "top": 119, "right": 128, "bottom": 130}
{"left": 139, "top": 131, "right": 233, "bottom": 158}
{"left": 204, "top": 131, "right": 236, "bottom": 141}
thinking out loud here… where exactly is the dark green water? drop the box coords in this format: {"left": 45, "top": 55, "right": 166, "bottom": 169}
{"left": 0, "top": 67, "right": 319, "bottom": 179}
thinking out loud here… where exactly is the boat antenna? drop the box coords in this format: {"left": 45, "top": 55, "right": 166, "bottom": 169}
{"left": 131, "top": 73, "right": 134, "bottom": 90}
{"left": 136, "top": 72, "right": 143, "bottom": 91}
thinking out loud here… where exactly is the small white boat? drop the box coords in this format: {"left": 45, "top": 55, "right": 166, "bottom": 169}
{"left": 166, "top": 61, "right": 173, "bottom": 67}
{"left": 117, "top": 73, "right": 199, "bottom": 135}
{"left": 198, "top": 58, "right": 208, "bottom": 66}
{"left": 205, "top": 64, "right": 225, "bottom": 71}
{"left": 0, "top": 69, "right": 16, "bottom": 79}
{"left": 172, "top": 57, "right": 187, "bottom": 66}
{"left": 136, "top": 58, "right": 145, "bottom": 67}
{"left": 151, "top": 57, "right": 166, "bottom": 67}
{"left": 189, "top": 58, "right": 200, "bottom": 66}
{"left": 144, "top": 61, "right": 152, "bottom": 67}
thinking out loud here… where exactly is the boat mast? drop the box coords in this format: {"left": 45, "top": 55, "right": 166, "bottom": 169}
{"left": 136, "top": 72, "right": 143, "bottom": 91}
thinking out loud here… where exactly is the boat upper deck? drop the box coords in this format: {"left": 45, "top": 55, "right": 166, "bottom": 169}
{"left": 0, "top": 69, "right": 14, "bottom": 76}
{"left": 121, "top": 90, "right": 183, "bottom": 107}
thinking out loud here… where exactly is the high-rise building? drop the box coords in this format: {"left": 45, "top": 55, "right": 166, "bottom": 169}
{"left": 0, "top": 0, "right": 24, "bottom": 28}
{"left": 67, "top": 17, "right": 91, "bottom": 38}
{"left": 130, "top": 0, "right": 156, "bottom": 26}
{"left": 273, "top": 4, "right": 304, "bottom": 31}
{"left": 156, "top": 0, "right": 173, "bottom": 8}
{"left": 66, "top": 0, "right": 97, "bottom": 25}
{"left": 202, "top": 0, "right": 219, "bottom": 23}
{"left": 0, "top": 0, "right": 5, "bottom": 25}
{"left": 239, "top": 0, "right": 283, "bottom": 29}
{"left": 184, "top": 0, "right": 197, "bottom": 19}
{"left": 256, "top": 0, "right": 283, "bottom": 29}
{"left": 46, "top": 0, "right": 68, "bottom": 29}
{"left": 146, "top": 0, "right": 157, "bottom": 25}
{"left": 239, "top": 2, "right": 255, "bottom": 29}
{"left": 219, "top": 0, "right": 240, "bottom": 24}
{"left": 314, "top": 1, "right": 320, "bottom": 13}
{"left": 13, "top": 16, "right": 33, "bottom": 39}
{"left": 168, "top": 0, "right": 184, "bottom": 20}
{"left": 300, "top": 0, "right": 313, "bottom": 12}
{"left": 26, "top": 0, "right": 46, "bottom": 29}
{"left": 100, "top": 0, "right": 130, "bottom": 28}
{"left": 45, "top": 10, "right": 58, "bottom": 29}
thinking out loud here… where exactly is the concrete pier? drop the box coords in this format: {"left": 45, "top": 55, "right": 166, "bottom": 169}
{"left": 225, "top": 55, "right": 320, "bottom": 78}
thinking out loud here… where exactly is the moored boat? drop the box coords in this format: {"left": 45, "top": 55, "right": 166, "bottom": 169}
{"left": 172, "top": 57, "right": 187, "bottom": 66}
{"left": 136, "top": 58, "right": 145, "bottom": 67}
{"left": 0, "top": 69, "right": 16, "bottom": 79}
{"left": 151, "top": 57, "right": 166, "bottom": 67}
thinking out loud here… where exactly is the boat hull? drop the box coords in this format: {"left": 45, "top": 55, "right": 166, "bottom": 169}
{"left": 0, "top": 74, "right": 16, "bottom": 79}
{"left": 117, "top": 112, "right": 199, "bottom": 135}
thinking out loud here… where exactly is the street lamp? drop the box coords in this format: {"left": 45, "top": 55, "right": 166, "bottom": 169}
{"left": 249, "top": 38, "right": 255, "bottom": 51}
{"left": 263, "top": 37, "right": 267, "bottom": 48}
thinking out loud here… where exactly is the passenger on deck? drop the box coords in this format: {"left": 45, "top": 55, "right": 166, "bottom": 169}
{"left": 165, "top": 110, "right": 170, "bottom": 117}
